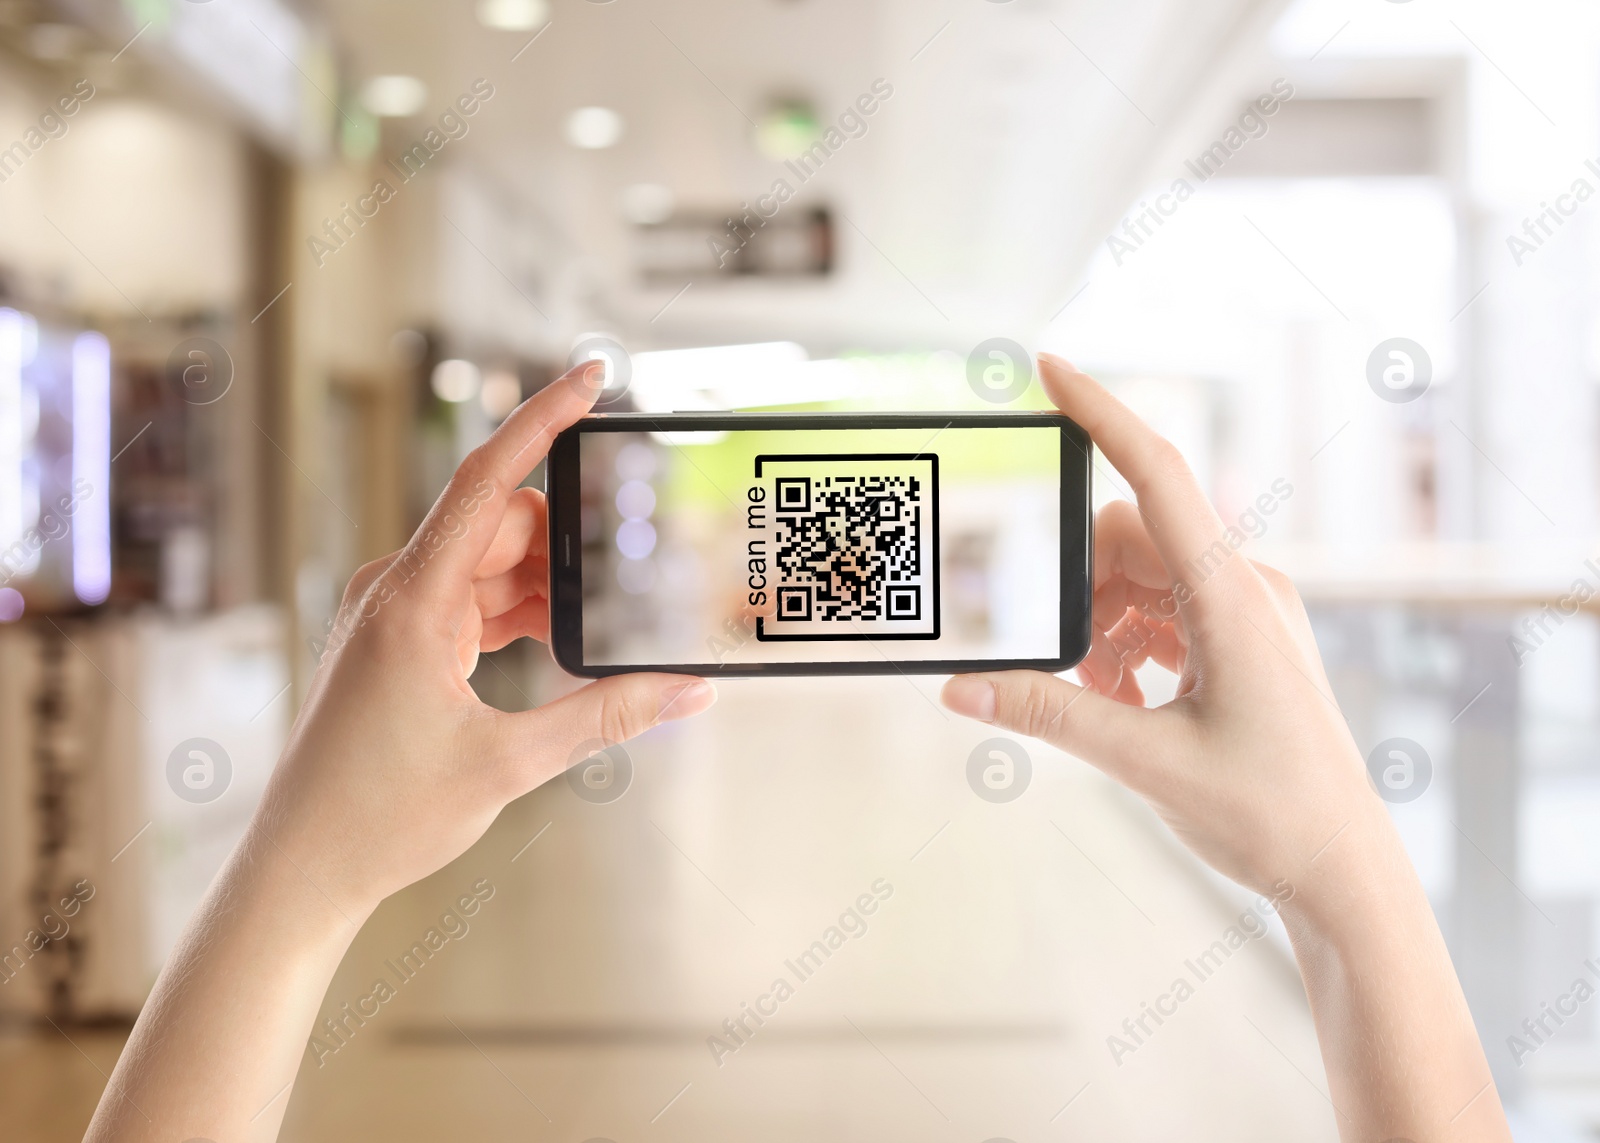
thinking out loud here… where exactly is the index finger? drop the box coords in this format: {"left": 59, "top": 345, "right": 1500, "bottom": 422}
{"left": 1039, "top": 353, "right": 1240, "bottom": 622}
{"left": 399, "top": 360, "right": 605, "bottom": 600}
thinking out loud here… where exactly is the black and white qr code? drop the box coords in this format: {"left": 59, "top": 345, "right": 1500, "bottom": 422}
{"left": 754, "top": 453, "right": 939, "bottom": 641}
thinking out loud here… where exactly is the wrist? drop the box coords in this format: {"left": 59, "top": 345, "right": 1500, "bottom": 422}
{"left": 1276, "top": 799, "right": 1427, "bottom": 951}
{"left": 247, "top": 764, "right": 391, "bottom": 923}
{"left": 221, "top": 821, "right": 374, "bottom": 961}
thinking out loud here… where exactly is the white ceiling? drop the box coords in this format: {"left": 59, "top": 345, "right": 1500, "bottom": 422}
{"left": 320, "top": 0, "right": 1292, "bottom": 357}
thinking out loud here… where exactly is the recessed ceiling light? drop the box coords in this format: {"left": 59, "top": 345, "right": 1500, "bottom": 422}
{"left": 476, "top": 0, "right": 549, "bottom": 31}
{"left": 620, "top": 183, "right": 675, "bottom": 225}
{"left": 431, "top": 359, "right": 481, "bottom": 403}
{"left": 565, "top": 106, "right": 623, "bottom": 150}
{"left": 362, "top": 75, "right": 428, "bottom": 118}
{"left": 756, "top": 101, "right": 820, "bottom": 161}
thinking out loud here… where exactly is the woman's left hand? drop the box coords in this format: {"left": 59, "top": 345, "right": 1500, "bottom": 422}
{"left": 257, "top": 361, "right": 716, "bottom": 918}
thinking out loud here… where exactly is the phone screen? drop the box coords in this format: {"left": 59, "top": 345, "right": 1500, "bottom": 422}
{"left": 556, "top": 417, "right": 1087, "bottom": 673}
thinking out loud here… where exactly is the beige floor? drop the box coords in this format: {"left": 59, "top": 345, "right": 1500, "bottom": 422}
{"left": 3, "top": 675, "right": 1337, "bottom": 1142}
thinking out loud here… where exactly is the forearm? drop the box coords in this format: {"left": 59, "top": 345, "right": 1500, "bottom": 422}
{"left": 79, "top": 367, "right": 697, "bottom": 1140}
{"left": 85, "top": 824, "right": 367, "bottom": 1142}
{"left": 1282, "top": 806, "right": 1511, "bottom": 1142}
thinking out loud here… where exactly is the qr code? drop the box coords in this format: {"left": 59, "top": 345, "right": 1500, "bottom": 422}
{"left": 754, "top": 454, "right": 939, "bottom": 641}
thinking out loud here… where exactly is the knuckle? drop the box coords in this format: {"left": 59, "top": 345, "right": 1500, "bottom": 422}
{"left": 1005, "top": 673, "right": 1070, "bottom": 742}
{"left": 444, "top": 452, "right": 498, "bottom": 509}
{"left": 337, "top": 559, "right": 408, "bottom": 630}
{"left": 1254, "top": 561, "right": 1310, "bottom": 625}
{"left": 1231, "top": 560, "right": 1278, "bottom": 601}
{"left": 459, "top": 445, "right": 493, "bottom": 484}
{"left": 1253, "top": 561, "right": 1294, "bottom": 596}
{"left": 1150, "top": 438, "right": 1192, "bottom": 482}
{"left": 595, "top": 685, "right": 655, "bottom": 745}
{"left": 338, "top": 558, "right": 386, "bottom": 609}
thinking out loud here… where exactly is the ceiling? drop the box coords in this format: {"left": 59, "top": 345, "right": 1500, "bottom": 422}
{"left": 319, "top": 0, "right": 1294, "bottom": 357}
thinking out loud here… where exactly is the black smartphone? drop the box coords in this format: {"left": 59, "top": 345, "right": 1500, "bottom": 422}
{"left": 546, "top": 411, "right": 1092, "bottom": 677}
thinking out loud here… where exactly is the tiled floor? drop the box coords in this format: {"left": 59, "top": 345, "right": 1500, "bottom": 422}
{"left": 3, "top": 675, "right": 1336, "bottom": 1142}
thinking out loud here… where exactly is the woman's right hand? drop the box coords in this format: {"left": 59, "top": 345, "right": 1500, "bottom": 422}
{"left": 942, "top": 353, "right": 1382, "bottom": 905}
{"left": 942, "top": 353, "right": 1510, "bottom": 1143}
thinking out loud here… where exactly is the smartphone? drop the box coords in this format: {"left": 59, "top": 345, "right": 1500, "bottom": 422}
{"left": 546, "top": 411, "right": 1092, "bottom": 677}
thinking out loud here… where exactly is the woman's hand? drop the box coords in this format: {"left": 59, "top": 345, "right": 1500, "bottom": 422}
{"left": 259, "top": 361, "right": 716, "bottom": 918}
{"left": 89, "top": 362, "right": 719, "bottom": 1143}
{"left": 941, "top": 353, "right": 1510, "bottom": 1142}
{"left": 942, "top": 353, "right": 1369, "bottom": 903}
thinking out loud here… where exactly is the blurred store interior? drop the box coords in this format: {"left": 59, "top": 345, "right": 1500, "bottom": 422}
{"left": 3, "top": 0, "right": 1600, "bottom": 1138}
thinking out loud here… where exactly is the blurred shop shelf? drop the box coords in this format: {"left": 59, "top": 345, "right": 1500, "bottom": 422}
{"left": 0, "top": 604, "right": 288, "bottom": 1023}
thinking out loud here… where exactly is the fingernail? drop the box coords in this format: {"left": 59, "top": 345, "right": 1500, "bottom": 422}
{"left": 659, "top": 679, "right": 716, "bottom": 721}
{"left": 1038, "top": 351, "right": 1079, "bottom": 373}
{"left": 941, "top": 676, "right": 996, "bottom": 722}
{"left": 583, "top": 360, "right": 607, "bottom": 389}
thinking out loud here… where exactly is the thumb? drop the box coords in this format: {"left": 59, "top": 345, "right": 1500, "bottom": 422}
{"left": 500, "top": 674, "right": 717, "bottom": 794}
{"left": 941, "top": 670, "right": 1160, "bottom": 789}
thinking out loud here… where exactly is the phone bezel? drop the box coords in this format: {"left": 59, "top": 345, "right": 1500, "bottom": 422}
{"left": 547, "top": 411, "right": 1092, "bottom": 678}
